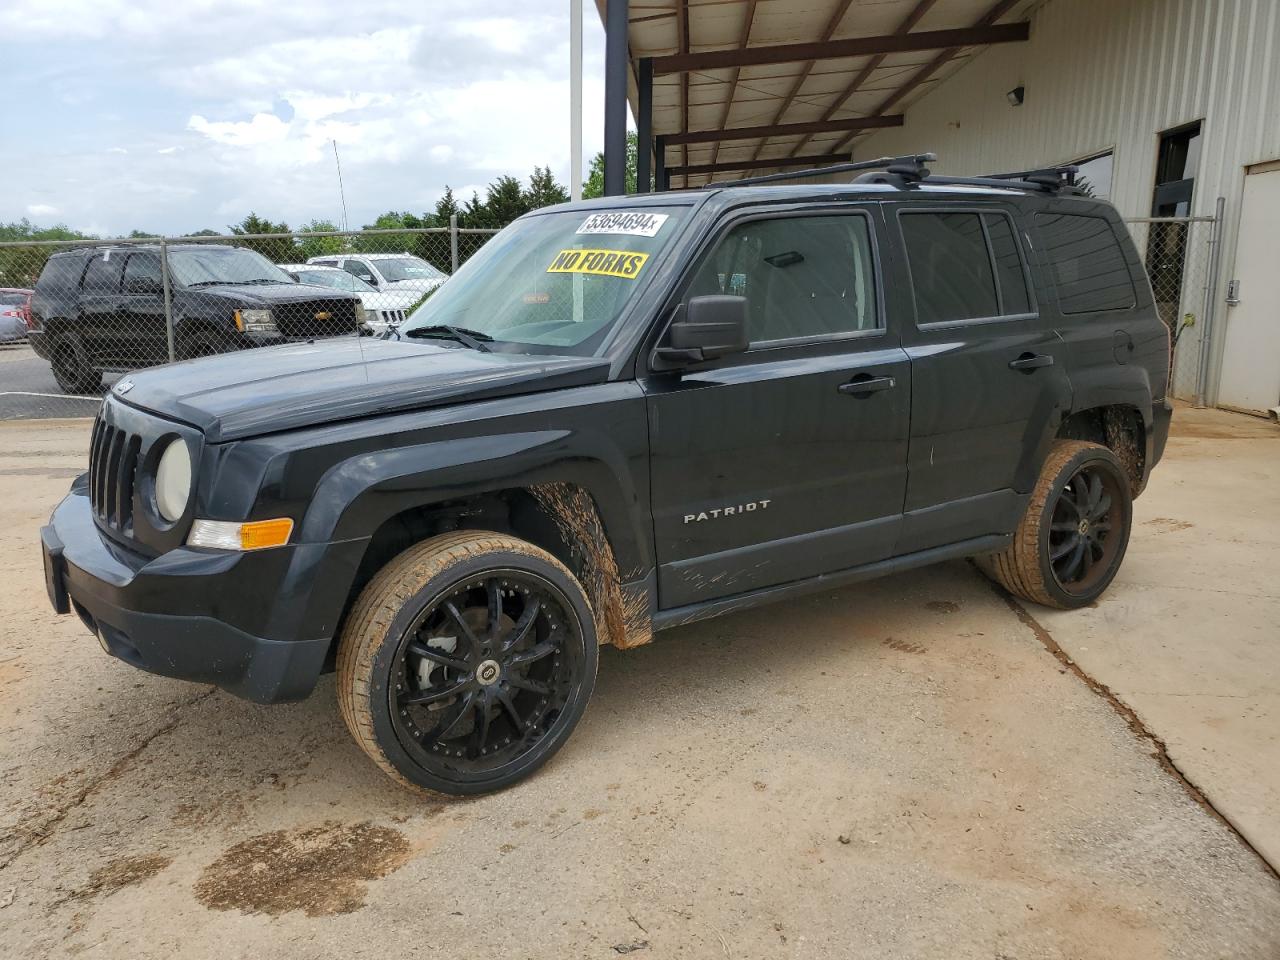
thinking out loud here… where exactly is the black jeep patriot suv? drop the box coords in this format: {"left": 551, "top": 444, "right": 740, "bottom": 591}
{"left": 28, "top": 243, "right": 364, "bottom": 393}
{"left": 40, "top": 157, "right": 1172, "bottom": 795}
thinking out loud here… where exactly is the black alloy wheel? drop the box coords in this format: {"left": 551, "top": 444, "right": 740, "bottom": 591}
{"left": 1047, "top": 464, "right": 1125, "bottom": 595}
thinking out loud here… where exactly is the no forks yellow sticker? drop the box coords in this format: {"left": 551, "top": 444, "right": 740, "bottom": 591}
{"left": 546, "top": 248, "right": 649, "bottom": 279}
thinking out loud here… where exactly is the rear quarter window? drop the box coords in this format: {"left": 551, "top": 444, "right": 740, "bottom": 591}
{"left": 36, "top": 255, "right": 86, "bottom": 292}
{"left": 1034, "top": 213, "right": 1136, "bottom": 313}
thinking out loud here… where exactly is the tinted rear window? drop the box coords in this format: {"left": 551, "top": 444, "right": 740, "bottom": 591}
{"left": 900, "top": 212, "right": 999, "bottom": 324}
{"left": 36, "top": 255, "right": 86, "bottom": 292}
{"left": 0, "top": 293, "right": 26, "bottom": 305}
{"left": 1034, "top": 213, "right": 1136, "bottom": 313}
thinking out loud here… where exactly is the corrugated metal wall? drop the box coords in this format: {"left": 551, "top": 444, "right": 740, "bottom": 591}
{"left": 855, "top": 0, "right": 1280, "bottom": 405}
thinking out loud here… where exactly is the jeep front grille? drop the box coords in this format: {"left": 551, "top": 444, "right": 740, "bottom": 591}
{"left": 88, "top": 415, "right": 141, "bottom": 534}
{"left": 378, "top": 308, "right": 407, "bottom": 324}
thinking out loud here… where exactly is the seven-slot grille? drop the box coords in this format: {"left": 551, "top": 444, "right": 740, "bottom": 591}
{"left": 88, "top": 415, "right": 142, "bottom": 534}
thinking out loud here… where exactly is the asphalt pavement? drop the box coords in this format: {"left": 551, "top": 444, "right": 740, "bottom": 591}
{"left": 0, "top": 343, "right": 117, "bottom": 420}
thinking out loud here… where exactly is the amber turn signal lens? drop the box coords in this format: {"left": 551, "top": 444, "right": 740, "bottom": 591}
{"left": 239, "top": 518, "right": 295, "bottom": 550}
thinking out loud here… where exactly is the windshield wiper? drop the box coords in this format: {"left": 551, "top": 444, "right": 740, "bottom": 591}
{"left": 404, "top": 325, "right": 493, "bottom": 352}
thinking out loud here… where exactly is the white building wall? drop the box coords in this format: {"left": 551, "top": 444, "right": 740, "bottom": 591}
{"left": 855, "top": 0, "right": 1280, "bottom": 405}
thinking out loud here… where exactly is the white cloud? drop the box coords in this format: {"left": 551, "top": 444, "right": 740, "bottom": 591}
{"left": 3, "top": 0, "right": 613, "bottom": 234}
{"left": 27, "top": 204, "right": 59, "bottom": 217}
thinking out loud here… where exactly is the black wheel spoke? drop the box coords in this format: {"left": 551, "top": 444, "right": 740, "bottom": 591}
{"left": 407, "top": 641, "right": 469, "bottom": 672}
{"left": 1087, "top": 473, "right": 1103, "bottom": 513}
{"left": 470, "top": 700, "right": 493, "bottom": 754}
{"left": 509, "top": 675, "right": 551, "bottom": 696}
{"left": 1079, "top": 538, "right": 1095, "bottom": 575}
{"left": 1061, "top": 540, "right": 1086, "bottom": 580}
{"left": 401, "top": 676, "right": 471, "bottom": 705}
{"left": 486, "top": 580, "right": 503, "bottom": 640}
{"left": 501, "top": 598, "right": 541, "bottom": 654}
{"left": 436, "top": 690, "right": 478, "bottom": 740}
{"left": 1093, "top": 494, "right": 1112, "bottom": 520}
{"left": 1073, "top": 475, "right": 1092, "bottom": 515}
{"left": 1050, "top": 520, "right": 1078, "bottom": 532}
{"left": 508, "top": 640, "right": 556, "bottom": 668}
{"left": 442, "top": 600, "right": 480, "bottom": 646}
{"left": 1058, "top": 489, "right": 1081, "bottom": 515}
{"left": 496, "top": 687, "right": 523, "bottom": 731}
{"left": 1050, "top": 536, "right": 1078, "bottom": 562}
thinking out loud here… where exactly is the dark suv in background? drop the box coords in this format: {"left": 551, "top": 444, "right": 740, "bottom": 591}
{"left": 28, "top": 244, "right": 365, "bottom": 393}
{"left": 41, "top": 155, "right": 1173, "bottom": 796}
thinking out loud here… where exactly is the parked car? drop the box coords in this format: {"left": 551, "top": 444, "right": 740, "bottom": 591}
{"left": 0, "top": 288, "right": 32, "bottom": 344}
{"left": 41, "top": 157, "right": 1172, "bottom": 797}
{"left": 278, "top": 263, "right": 422, "bottom": 332}
{"left": 28, "top": 244, "right": 366, "bottom": 393}
{"left": 306, "top": 252, "right": 448, "bottom": 296}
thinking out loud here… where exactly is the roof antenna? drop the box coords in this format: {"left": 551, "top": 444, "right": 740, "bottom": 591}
{"left": 332, "top": 139, "right": 349, "bottom": 232}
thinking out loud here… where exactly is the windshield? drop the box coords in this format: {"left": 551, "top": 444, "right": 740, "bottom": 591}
{"left": 375, "top": 257, "right": 447, "bottom": 282}
{"left": 169, "top": 247, "right": 291, "bottom": 287}
{"left": 400, "top": 207, "right": 687, "bottom": 355}
{"left": 294, "top": 268, "right": 376, "bottom": 294}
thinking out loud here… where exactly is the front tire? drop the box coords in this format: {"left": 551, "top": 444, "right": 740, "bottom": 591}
{"left": 980, "top": 440, "right": 1133, "bottom": 609}
{"left": 336, "top": 531, "right": 598, "bottom": 794}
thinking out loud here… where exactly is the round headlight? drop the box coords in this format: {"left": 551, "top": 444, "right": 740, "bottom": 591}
{"left": 155, "top": 438, "right": 192, "bottom": 523}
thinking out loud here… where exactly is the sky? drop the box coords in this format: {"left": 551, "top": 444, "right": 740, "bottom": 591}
{"left": 1, "top": 0, "right": 610, "bottom": 236}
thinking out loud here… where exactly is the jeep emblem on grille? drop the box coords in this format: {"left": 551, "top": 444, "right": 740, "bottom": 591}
{"left": 115, "top": 379, "right": 134, "bottom": 394}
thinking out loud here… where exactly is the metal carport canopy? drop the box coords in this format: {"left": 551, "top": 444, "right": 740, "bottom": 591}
{"left": 594, "top": 0, "right": 1037, "bottom": 191}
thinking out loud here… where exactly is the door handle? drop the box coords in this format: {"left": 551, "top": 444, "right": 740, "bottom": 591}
{"left": 838, "top": 375, "right": 896, "bottom": 397}
{"left": 1009, "top": 352, "right": 1054, "bottom": 372}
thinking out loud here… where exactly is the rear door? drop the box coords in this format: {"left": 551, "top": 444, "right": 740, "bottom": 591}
{"left": 643, "top": 206, "right": 912, "bottom": 609}
{"left": 889, "top": 204, "right": 1072, "bottom": 553}
{"left": 119, "top": 253, "right": 170, "bottom": 366}
{"left": 77, "top": 252, "right": 126, "bottom": 364}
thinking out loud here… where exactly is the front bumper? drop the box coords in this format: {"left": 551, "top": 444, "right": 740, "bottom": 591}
{"left": 41, "top": 479, "right": 368, "bottom": 703}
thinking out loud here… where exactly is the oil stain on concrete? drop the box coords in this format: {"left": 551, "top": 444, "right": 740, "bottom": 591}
{"left": 194, "top": 821, "right": 410, "bottom": 918}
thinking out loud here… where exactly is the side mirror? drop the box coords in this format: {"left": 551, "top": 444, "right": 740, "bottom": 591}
{"left": 358, "top": 273, "right": 377, "bottom": 285}
{"left": 126, "top": 276, "right": 162, "bottom": 294}
{"left": 654, "top": 295, "right": 749, "bottom": 368}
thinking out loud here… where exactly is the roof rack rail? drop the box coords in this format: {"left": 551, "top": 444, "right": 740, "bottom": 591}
{"left": 715, "top": 153, "right": 936, "bottom": 188}
{"left": 978, "top": 164, "right": 1081, "bottom": 192}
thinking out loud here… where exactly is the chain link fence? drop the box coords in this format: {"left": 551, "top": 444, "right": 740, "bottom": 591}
{"left": 2, "top": 210, "right": 1224, "bottom": 421}
{"left": 0, "top": 222, "right": 498, "bottom": 421}
{"left": 1122, "top": 210, "right": 1224, "bottom": 404}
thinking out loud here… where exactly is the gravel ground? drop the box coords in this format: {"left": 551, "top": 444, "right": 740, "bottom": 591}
{"left": 1, "top": 416, "right": 1277, "bottom": 959}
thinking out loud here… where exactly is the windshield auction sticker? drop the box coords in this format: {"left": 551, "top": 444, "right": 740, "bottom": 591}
{"left": 547, "top": 248, "right": 649, "bottom": 279}
{"left": 576, "top": 212, "right": 669, "bottom": 237}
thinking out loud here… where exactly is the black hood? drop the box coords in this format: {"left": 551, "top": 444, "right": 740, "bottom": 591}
{"left": 113, "top": 337, "right": 611, "bottom": 442}
{"left": 189, "top": 281, "right": 357, "bottom": 305}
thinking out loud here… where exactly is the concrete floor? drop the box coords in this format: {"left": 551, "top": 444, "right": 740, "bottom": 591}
{"left": 0, "top": 409, "right": 1277, "bottom": 959}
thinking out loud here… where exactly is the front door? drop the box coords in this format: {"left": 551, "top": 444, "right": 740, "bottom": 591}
{"left": 644, "top": 209, "right": 911, "bottom": 609}
{"left": 890, "top": 205, "right": 1072, "bottom": 553}
{"left": 119, "top": 252, "right": 170, "bottom": 366}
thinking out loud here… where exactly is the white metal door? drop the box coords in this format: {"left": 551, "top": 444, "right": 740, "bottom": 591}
{"left": 1218, "top": 165, "right": 1280, "bottom": 412}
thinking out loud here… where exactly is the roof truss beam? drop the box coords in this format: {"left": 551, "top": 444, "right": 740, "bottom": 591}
{"left": 651, "top": 22, "right": 1029, "bottom": 75}
{"left": 665, "top": 114, "right": 903, "bottom": 146}
{"left": 669, "top": 152, "right": 854, "bottom": 177}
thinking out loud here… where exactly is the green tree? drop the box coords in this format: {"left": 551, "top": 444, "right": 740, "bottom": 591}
{"left": 296, "top": 219, "right": 345, "bottom": 261}
{"left": 228, "top": 212, "right": 294, "bottom": 263}
{"left": 583, "top": 131, "right": 640, "bottom": 199}
{"left": 525, "top": 166, "right": 570, "bottom": 210}
{"left": 0, "top": 219, "right": 96, "bottom": 287}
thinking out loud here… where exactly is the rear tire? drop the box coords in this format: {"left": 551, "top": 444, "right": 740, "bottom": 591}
{"left": 979, "top": 440, "right": 1133, "bottom": 609}
{"left": 336, "top": 531, "right": 599, "bottom": 795}
{"left": 50, "top": 334, "right": 102, "bottom": 395}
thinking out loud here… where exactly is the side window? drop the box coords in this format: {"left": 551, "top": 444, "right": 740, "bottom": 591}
{"left": 342, "top": 260, "right": 374, "bottom": 282}
{"left": 123, "top": 254, "right": 162, "bottom": 291}
{"left": 686, "top": 214, "right": 879, "bottom": 344}
{"left": 983, "top": 214, "right": 1031, "bottom": 315}
{"left": 900, "top": 212, "right": 1000, "bottom": 324}
{"left": 1034, "top": 213, "right": 1137, "bottom": 313}
{"left": 81, "top": 253, "right": 124, "bottom": 294}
